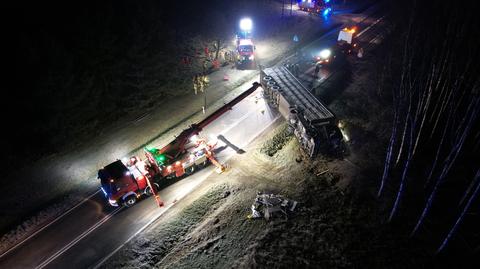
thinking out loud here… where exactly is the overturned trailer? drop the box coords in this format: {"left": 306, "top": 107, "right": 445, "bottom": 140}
{"left": 260, "top": 66, "right": 341, "bottom": 157}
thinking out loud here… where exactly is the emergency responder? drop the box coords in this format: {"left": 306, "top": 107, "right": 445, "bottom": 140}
{"left": 357, "top": 47, "right": 364, "bottom": 58}
{"left": 294, "top": 64, "right": 300, "bottom": 77}
{"left": 314, "top": 63, "right": 320, "bottom": 78}
{"left": 224, "top": 51, "right": 229, "bottom": 63}
{"left": 202, "top": 74, "right": 210, "bottom": 88}
{"left": 202, "top": 60, "right": 208, "bottom": 73}
{"left": 193, "top": 74, "right": 199, "bottom": 94}
{"left": 198, "top": 74, "right": 204, "bottom": 93}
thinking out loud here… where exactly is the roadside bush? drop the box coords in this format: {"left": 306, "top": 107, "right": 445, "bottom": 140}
{"left": 260, "top": 124, "right": 293, "bottom": 157}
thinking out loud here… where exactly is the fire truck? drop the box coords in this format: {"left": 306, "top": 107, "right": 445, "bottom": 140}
{"left": 298, "top": 0, "right": 332, "bottom": 16}
{"left": 236, "top": 38, "right": 255, "bottom": 64}
{"left": 98, "top": 82, "right": 262, "bottom": 208}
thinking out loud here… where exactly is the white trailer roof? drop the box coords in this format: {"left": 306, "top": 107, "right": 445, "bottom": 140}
{"left": 337, "top": 29, "right": 354, "bottom": 44}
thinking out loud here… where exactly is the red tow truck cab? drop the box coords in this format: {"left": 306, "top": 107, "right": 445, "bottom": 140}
{"left": 98, "top": 157, "right": 155, "bottom": 207}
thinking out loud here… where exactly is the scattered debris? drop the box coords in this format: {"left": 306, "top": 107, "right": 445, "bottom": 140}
{"left": 248, "top": 192, "right": 298, "bottom": 221}
{"left": 222, "top": 190, "right": 231, "bottom": 198}
{"left": 316, "top": 169, "right": 329, "bottom": 176}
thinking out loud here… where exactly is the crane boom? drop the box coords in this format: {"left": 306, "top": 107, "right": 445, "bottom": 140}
{"left": 197, "top": 82, "right": 261, "bottom": 129}
{"left": 155, "top": 82, "right": 261, "bottom": 158}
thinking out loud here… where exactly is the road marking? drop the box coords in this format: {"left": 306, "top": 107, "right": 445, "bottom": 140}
{"left": 93, "top": 115, "right": 281, "bottom": 269}
{"left": 35, "top": 206, "right": 122, "bottom": 269}
{"left": 133, "top": 113, "right": 150, "bottom": 125}
{"left": 0, "top": 189, "right": 100, "bottom": 259}
{"left": 357, "top": 16, "right": 385, "bottom": 37}
{"left": 92, "top": 203, "right": 176, "bottom": 269}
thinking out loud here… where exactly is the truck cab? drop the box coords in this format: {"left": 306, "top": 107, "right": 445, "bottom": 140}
{"left": 298, "top": 0, "right": 331, "bottom": 16}
{"left": 98, "top": 158, "right": 152, "bottom": 207}
{"left": 313, "top": 26, "right": 358, "bottom": 65}
{"left": 337, "top": 27, "right": 358, "bottom": 54}
{"left": 236, "top": 38, "right": 255, "bottom": 63}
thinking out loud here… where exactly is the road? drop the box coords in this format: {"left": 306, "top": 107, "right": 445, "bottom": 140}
{"left": 0, "top": 2, "right": 388, "bottom": 268}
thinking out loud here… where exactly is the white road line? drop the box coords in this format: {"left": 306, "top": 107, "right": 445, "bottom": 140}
{"left": 35, "top": 206, "right": 122, "bottom": 269}
{"left": 93, "top": 115, "right": 282, "bottom": 269}
{"left": 92, "top": 203, "right": 176, "bottom": 269}
{"left": 0, "top": 189, "right": 101, "bottom": 259}
{"left": 357, "top": 16, "right": 385, "bottom": 38}
{"left": 133, "top": 113, "right": 150, "bottom": 125}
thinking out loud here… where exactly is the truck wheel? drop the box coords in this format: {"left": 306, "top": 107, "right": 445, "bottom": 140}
{"left": 144, "top": 187, "right": 152, "bottom": 196}
{"left": 144, "top": 183, "right": 160, "bottom": 196}
{"left": 123, "top": 195, "right": 137, "bottom": 207}
{"left": 185, "top": 165, "right": 195, "bottom": 175}
{"left": 198, "top": 160, "right": 209, "bottom": 168}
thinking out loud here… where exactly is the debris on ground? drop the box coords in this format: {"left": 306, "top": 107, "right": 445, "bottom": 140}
{"left": 248, "top": 192, "right": 298, "bottom": 221}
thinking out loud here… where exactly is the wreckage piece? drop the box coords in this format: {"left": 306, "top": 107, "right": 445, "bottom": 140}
{"left": 264, "top": 205, "right": 286, "bottom": 221}
{"left": 250, "top": 193, "right": 298, "bottom": 220}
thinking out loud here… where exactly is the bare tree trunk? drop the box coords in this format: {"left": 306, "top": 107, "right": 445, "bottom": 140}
{"left": 412, "top": 96, "right": 479, "bottom": 236}
{"left": 437, "top": 169, "right": 480, "bottom": 253}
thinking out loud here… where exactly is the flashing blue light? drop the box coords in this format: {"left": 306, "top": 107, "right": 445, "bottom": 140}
{"left": 324, "top": 0, "right": 330, "bottom": 3}
{"left": 101, "top": 187, "right": 107, "bottom": 196}
{"left": 323, "top": 7, "right": 332, "bottom": 17}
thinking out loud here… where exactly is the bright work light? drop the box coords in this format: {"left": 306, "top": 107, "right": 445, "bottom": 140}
{"left": 319, "top": 49, "right": 331, "bottom": 59}
{"left": 239, "top": 18, "right": 252, "bottom": 32}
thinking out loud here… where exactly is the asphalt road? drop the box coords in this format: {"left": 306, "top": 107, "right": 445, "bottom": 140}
{"left": 0, "top": 3, "right": 387, "bottom": 268}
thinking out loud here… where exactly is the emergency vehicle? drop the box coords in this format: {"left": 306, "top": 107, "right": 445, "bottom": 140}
{"left": 98, "top": 83, "right": 262, "bottom": 208}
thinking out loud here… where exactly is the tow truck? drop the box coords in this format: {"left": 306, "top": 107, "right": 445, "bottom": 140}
{"left": 98, "top": 82, "right": 262, "bottom": 208}
{"left": 337, "top": 26, "right": 358, "bottom": 54}
{"left": 313, "top": 26, "right": 358, "bottom": 65}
